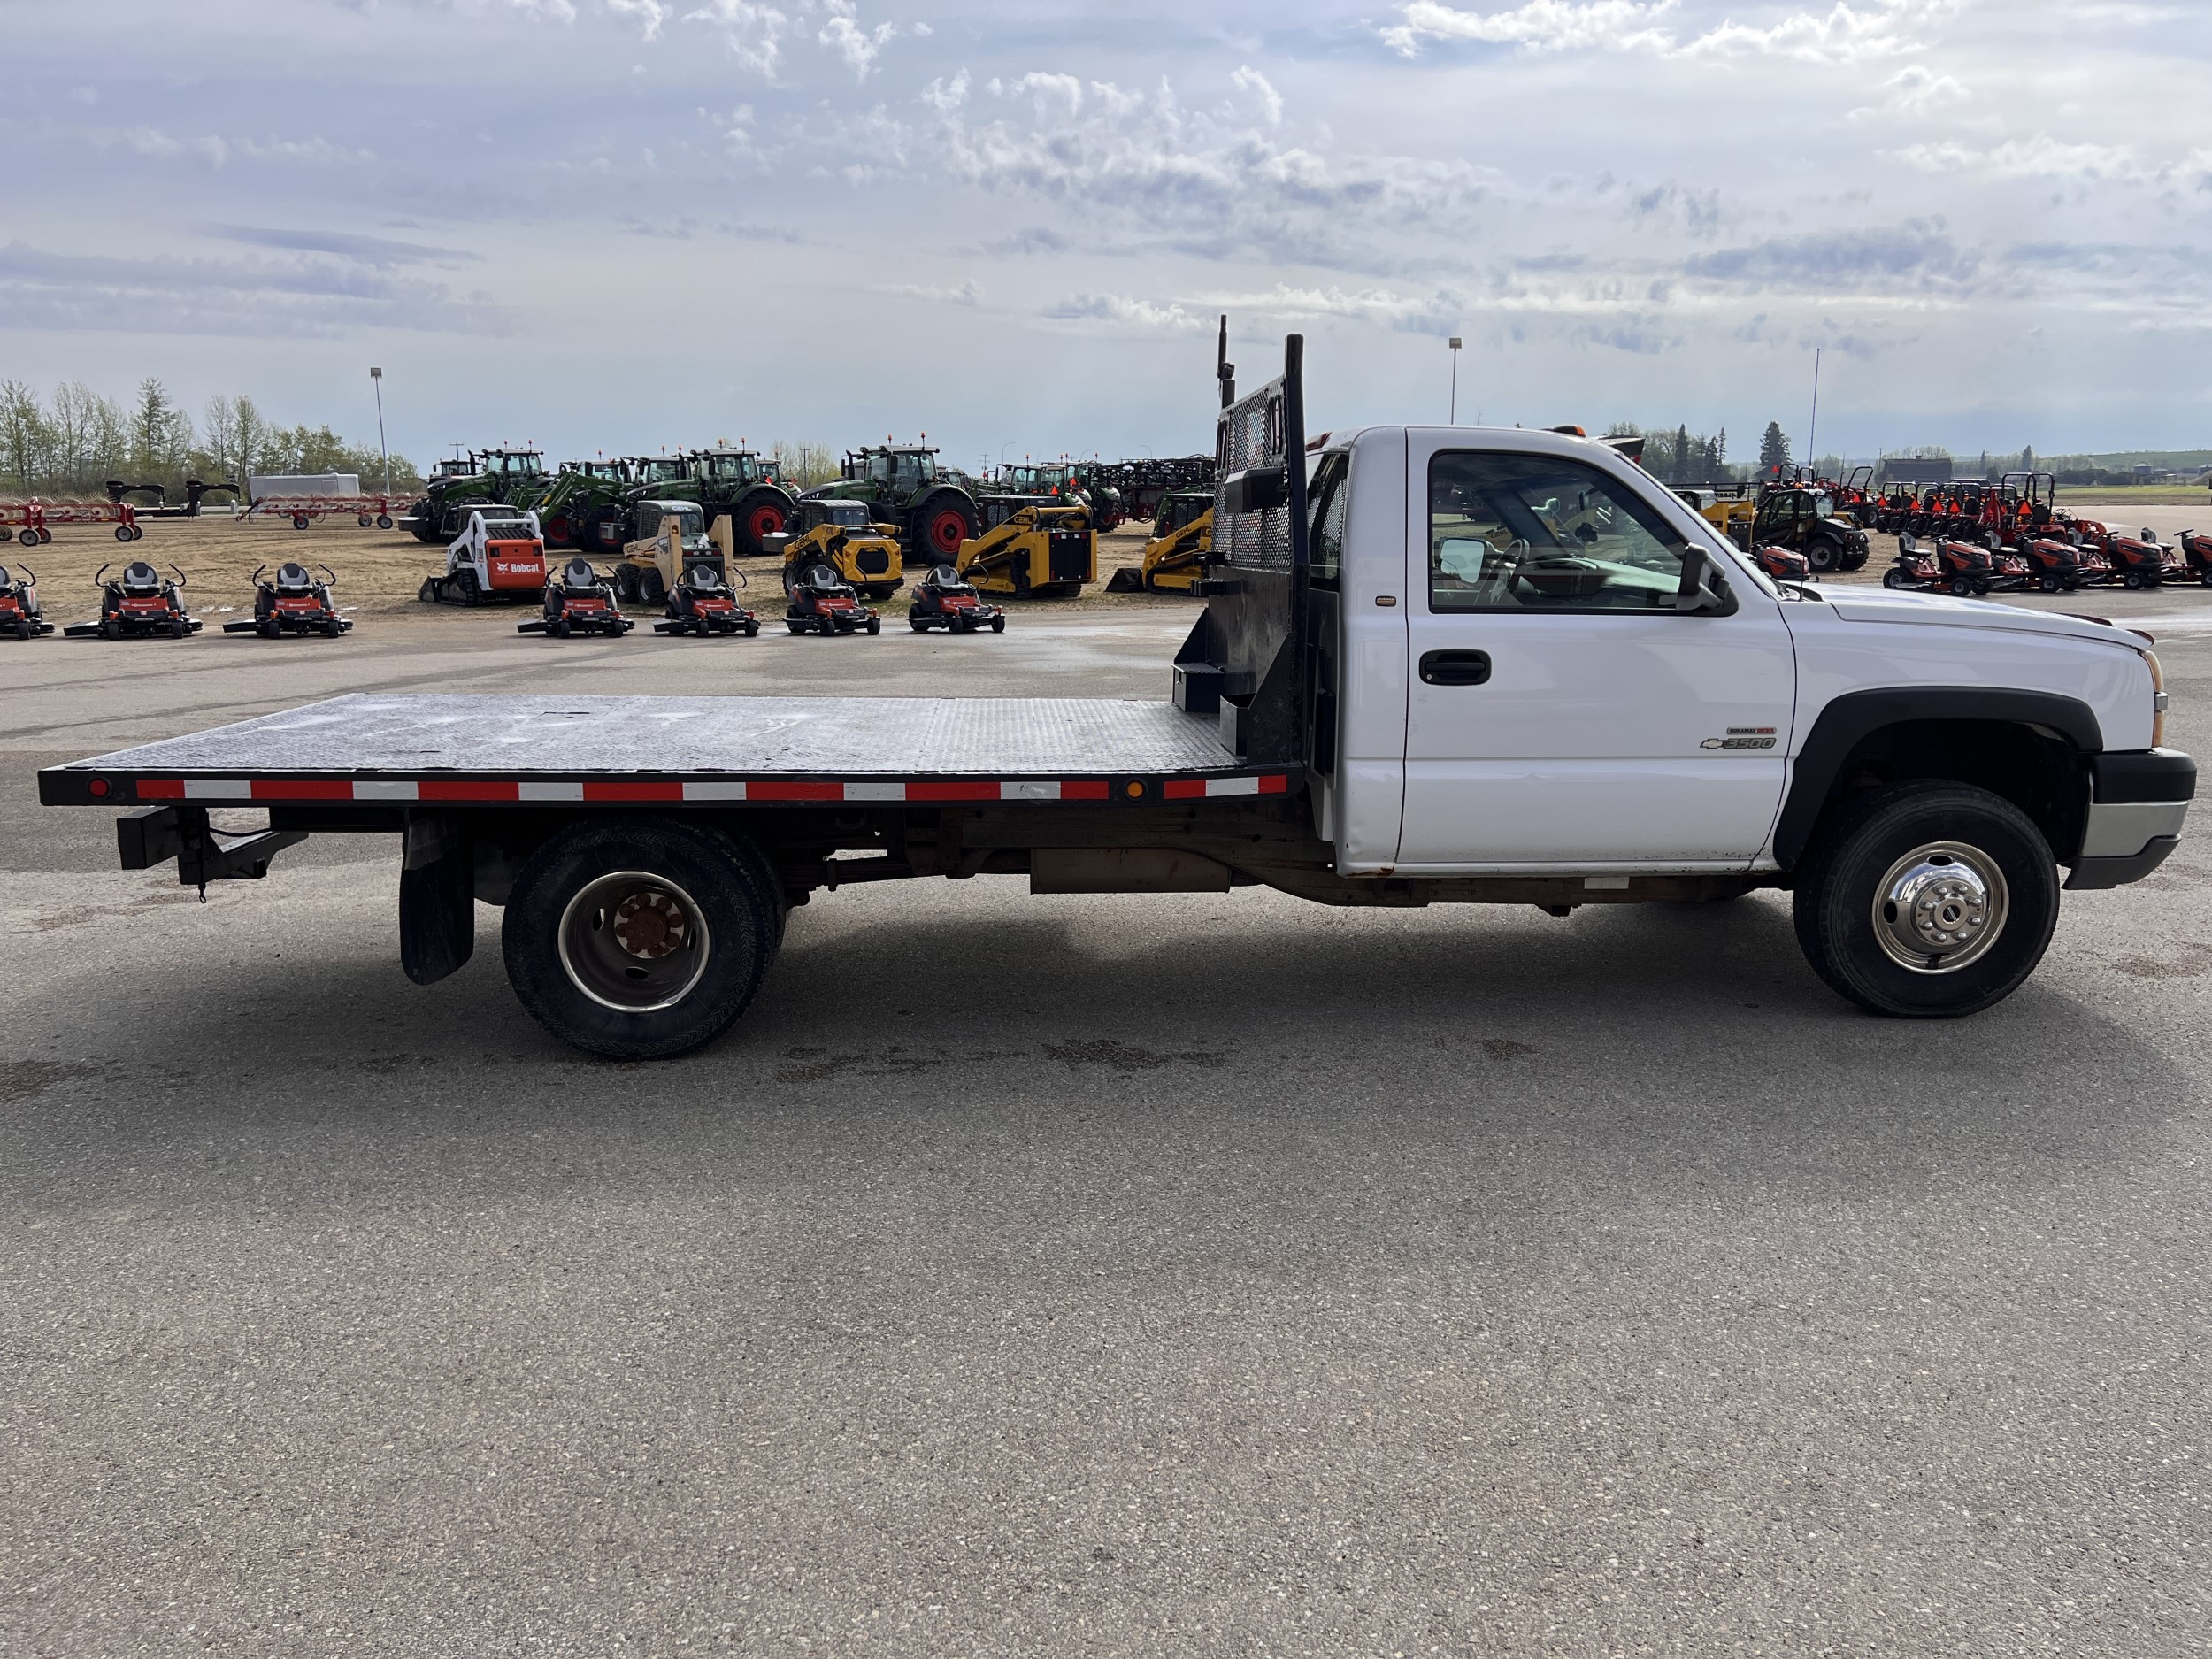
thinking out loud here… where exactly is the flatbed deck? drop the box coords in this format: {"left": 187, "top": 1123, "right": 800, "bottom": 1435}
{"left": 39, "top": 693, "right": 1289, "bottom": 808}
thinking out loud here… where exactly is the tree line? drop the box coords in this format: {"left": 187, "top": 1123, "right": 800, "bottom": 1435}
{"left": 1604, "top": 422, "right": 1735, "bottom": 486}
{"left": 0, "top": 378, "right": 423, "bottom": 501}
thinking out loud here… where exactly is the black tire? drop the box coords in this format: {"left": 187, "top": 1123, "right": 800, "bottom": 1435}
{"left": 2039, "top": 575, "right": 2061, "bottom": 593}
{"left": 1805, "top": 536, "right": 1839, "bottom": 574}
{"left": 990, "top": 614, "right": 1005, "bottom": 633}
{"left": 732, "top": 488, "right": 792, "bottom": 559}
{"left": 115, "top": 524, "right": 134, "bottom": 542}
{"left": 1881, "top": 568, "right": 1906, "bottom": 589}
{"left": 377, "top": 513, "right": 394, "bottom": 530}
{"left": 911, "top": 493, "right": 979, "bottom": 563}
{"left": 407, "top": 499, "right": 442, "bottom": 543}
{"left": 639, "top": 566, "right": 666, "bottom": 607}
{"left": 1793, "top": 780, "right": 2059, "bottom": 1018}
{"left": 293, "top": 513, "right": 311, "bottom": 530}
{"left": 501, "top": 817, "right": 784, "bottom": 1059}
{"left": 910, "top": 615, "right": 928, "bottom": 632}
{"left": 865, "top": 616, "right": 880, "bottom": 635}
{"left": 454, "top": 567, "right": 481, "bottom": 606}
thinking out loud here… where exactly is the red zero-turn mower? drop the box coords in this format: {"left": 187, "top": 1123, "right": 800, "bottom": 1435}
{"left": 222, "top": 562, "right": 352, "bottom": 638}
{"left": 0, "top": 562, "right": 52, "bottom": 638}
{"left": 63, "top": 560, "right": 201, "bottom": 638}
{"left": 1747, "top": 544, "right": 1812, "bottom": 584}
{"left": 908, "top": 563, "right": 1007, "bottom": 631}
{"left": 655, "top": 564, "right": 761, "bottom": 637}
{"left": 785, "top": 563, "right": 880, "bottom": 635}
{"left": 518, "top": 557, "right": 634, "bottom": 638}
{"left": 2177, "top": 528, "right": 2212, "bottom": 586}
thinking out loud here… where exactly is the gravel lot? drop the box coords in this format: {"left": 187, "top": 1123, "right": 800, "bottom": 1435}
{"left": 3, "top": 577, "right": 2208, "bottom": 1657}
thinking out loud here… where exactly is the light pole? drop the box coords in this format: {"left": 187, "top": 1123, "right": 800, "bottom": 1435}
{"left": 369, "top": 366, "right": 390, "bottom": 497}
{"left": 1448, "top": 336, "right": 1463, "bottom": 423}
{"left": 1805, "top": 346, "right": 1822, "bottom": 477}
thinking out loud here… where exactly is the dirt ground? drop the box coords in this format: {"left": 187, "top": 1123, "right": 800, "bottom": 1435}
{"left": 4, "top": 513, "right": 1183, "bottom": 626}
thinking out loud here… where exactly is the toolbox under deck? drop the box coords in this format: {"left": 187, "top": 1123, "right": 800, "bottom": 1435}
{"left": 40, "top": 694, "right": 1286, "bottom": 808}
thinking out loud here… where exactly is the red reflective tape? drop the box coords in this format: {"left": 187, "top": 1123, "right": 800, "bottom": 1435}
{"left": 1257, "top": 774, "right": 1289, "bottom": 795}
{"left": 749, "top": 780, "right": 843, "bottom": 802}
{"left": 418, "top": 779, "right": 520, "bottom": 802}
{"left": 1162, "top": 779, "right": 1206, "bottom": 800}
{"left": 1060, "top": 780, "right": 1111, "bottom": 801}
{"left": 251, "top": 779, "right": 353, "bottom": 802}
{"left": 583, "top": 780, "right": 684, "bottom": 803}
{"left": 136, "top": 778, "right": 185, "bottom": 799}
{"left": 908, "top": 780, "right": 1002, "bottom": 802}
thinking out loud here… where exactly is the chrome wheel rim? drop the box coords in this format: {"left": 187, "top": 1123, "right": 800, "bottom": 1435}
{"left": 557, "top": 870, "right": 711, "bottom": 1012}
{"left": 1871, "top": 841, "right": 2008, "bottom": 973}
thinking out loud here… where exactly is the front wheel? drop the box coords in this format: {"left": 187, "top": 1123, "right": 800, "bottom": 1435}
{"left": 1882, "top": 568, "right": 1907, "bottom": 589}
{"left": 501, "top": 817, "right": 784, "bottom": 1058}
{"left": 1793, "top": 780, "right": 2059, "bottom": 1018}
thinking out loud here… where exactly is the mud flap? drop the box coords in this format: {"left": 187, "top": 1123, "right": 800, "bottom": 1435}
{"left": 400, "top": 813, "right": 474, "bottom": 985}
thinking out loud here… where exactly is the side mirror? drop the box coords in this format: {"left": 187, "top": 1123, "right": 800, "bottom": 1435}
{"left": 1677, "top": 546, "right": 1738, "bottom": 615}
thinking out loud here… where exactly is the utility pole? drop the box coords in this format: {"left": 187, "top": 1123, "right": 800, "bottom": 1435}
{"left": 1448, "top": 336, "right": 1463, "bottom": 424}
{"left": 369, "top": 367, "right": 390, "bottom": 497}
{"left": 1806, "top": 347, "right": 1822, "bottom": 474}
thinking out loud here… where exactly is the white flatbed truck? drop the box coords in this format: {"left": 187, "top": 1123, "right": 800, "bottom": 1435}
{"left": 42, "top": 339, "right": 2195, "bottom": 1057}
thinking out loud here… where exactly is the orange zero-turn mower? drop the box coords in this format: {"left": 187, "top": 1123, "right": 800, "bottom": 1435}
{"left": 784, "top": 563, "right": 880, "bottom": 635}
{"left": 907, "top": 564, "right": 1006, "bottom": 633}
{"left": 63, "top": 560, "right": 200, "bottom": 638}
{"left": 519, "top": 557, "right": 634, "bottom": 638}
{"left": 223, "top": 562, "right": 352, "bottom": 638}
{"left": 0, "top": 561, "right": 52, "bottom": 638}
{"left": 655, "top": 565, "right": 761, "bottom": 638}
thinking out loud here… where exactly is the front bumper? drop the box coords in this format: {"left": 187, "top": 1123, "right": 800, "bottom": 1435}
{"left": 2064, "top": 749, "right": 2194, "bottom": 890}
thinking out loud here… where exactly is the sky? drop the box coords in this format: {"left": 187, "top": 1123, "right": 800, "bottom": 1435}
{"left": 4, "top": 0, "right": 2208, "bottom": 471}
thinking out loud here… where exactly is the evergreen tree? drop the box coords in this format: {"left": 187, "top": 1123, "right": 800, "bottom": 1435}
{"left": 1758, "top": 421, "right": 1791, "bottom": 474}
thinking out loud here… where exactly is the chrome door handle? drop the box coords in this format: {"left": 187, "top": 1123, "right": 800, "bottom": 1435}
{"left": 1418, "top": 649, "right": 1491, "bottom": 686}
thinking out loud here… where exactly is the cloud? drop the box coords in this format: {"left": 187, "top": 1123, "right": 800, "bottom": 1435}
{"left": 884, "top": 278, "right": 982, "bottom": 305}
{"left": 1890, "top": 133, "right": 2153, "bottom": 182}
{"left": 1231, "top": 65, "right": 1283, "bottom": 126}
{"left": 0, "top": 241, "right": 511, "bottom": 339}
{"left": 1683, "top": 222, "right": 1985, "bottom": 294}
{"left": 1382, "top": 0, "right": 1939, "bottom": 63}
{"left": 818, "top": 0, "right": 896, "bottom": 81}
{"left": 684, "top": 0, "right": 793, "bottom": 77}
{"left": 204, "top": 226, "right": 474, "bottom": 265}
{"left": 1041, "top": 293, "right": 1207, "bottom": 332}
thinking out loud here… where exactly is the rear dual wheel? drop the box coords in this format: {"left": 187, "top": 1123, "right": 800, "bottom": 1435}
{"left": 503, "top": 817, "right": 785, "bottom": 1058}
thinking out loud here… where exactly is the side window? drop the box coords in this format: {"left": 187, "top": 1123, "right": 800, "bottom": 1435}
{"left": 1428, "top": 450, "right": 1691, "bottom": 613}
{"left": 1307, "top": 452, "right": 1348, "bottom": 588}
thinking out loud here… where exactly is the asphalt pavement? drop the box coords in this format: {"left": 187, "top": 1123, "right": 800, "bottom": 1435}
{"left": 3, "top": 596, "right": 2208, "bottom": 1657}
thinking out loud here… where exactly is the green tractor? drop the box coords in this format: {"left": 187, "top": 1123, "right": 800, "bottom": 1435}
{"left": 662, "top": 448, "right": 798, "bottom": 558}
{"left": 404, "top": 448, "right": 549, "bottom": 544}
{"left": 983, "top": 460, "right": 1125, "bottom": 531}
{"left": 527, "top": 458, "right": 636, "bottom": 552}
{"left": 803, "top": 445, "right": 979, "bottom": 565}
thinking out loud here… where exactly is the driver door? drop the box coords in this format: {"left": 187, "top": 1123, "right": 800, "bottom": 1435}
{"left": 1397, "top": 441, "right": 1797, "bottom": 872}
